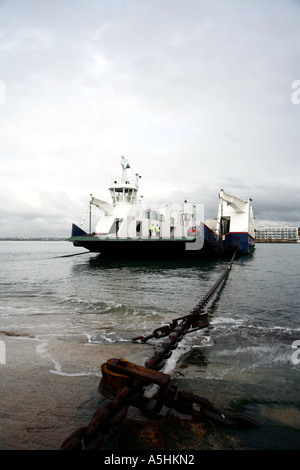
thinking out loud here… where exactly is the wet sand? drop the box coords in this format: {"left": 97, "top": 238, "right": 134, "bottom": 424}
{"left": 0, "top": 332, "right": 259, "bottom": 452}
{"left": 0, "top": 331, "right": 153, "bottom": 450}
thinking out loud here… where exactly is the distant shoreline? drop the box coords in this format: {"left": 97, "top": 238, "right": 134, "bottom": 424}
{"left": 255, "top": 239, "right": 299, "bottom": 243}
{"left": 0, "top": 238, "right": 66, "bottom": 241}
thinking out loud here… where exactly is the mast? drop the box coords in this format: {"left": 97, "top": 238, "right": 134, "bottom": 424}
{"left": 120, "top": 156, "right": 130, "bottom": 183}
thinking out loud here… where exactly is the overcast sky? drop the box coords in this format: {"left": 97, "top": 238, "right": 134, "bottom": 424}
{"left": 0, "top": 0, "right": 299, "bottom": 237}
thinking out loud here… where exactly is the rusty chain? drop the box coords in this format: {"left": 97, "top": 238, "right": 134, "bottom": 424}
{"left": 61, "top": 377, "right": 259, "bottom": 450}
{"left": 132, "top": 249, "right": 237, "bottom": 345}
{"left": 61, "top": 379, "right": 144, "bottom": 450}
{"left": 135, "top": 250, "right": 237, "bottom": 372}
{"left": 61, "top": 379, "right": 259, "bottom": 450}
{"left": 150, "top": 384, "right": 260, "bottom": 429}
{"left": 61, "top": 249, "right": 260, "bottom": 451}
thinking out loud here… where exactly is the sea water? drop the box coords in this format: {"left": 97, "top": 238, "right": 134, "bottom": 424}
{"left": 0, "top": 240, "right": 299, "bottom": 449}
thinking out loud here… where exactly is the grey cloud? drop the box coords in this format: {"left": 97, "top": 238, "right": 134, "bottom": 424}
{"left": 0, "top": 0, "right": 299, "bottom": 236}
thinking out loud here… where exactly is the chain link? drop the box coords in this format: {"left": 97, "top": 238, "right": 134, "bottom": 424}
{"left": 60, "top": 249, "right": 260, "bottom": 450}
{"left": 61, "top": 380, "right": 143, "bottom": 450}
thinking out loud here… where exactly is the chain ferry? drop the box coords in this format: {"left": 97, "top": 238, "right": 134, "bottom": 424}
{"left": 68, "top": 157, "right": 255, "bottom": 258}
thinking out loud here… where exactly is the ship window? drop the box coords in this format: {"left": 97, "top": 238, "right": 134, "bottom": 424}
{"left": 114, "top": 187, "right": 124, "bottom": 202}
{"left": 110, "top": 190, "right": 116, "bottom": 204}
{"left": 129, "top": 189, "right": 137, "bottom": 204}
{"left": 124, "top": 188, "right": 133, "bottom": 203}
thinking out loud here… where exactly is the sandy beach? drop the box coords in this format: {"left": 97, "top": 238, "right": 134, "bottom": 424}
{"left": 1, "top": 331, "right": 252, "bottom": 452}
{"left": 0, "top": 331, "right": 154, "bottom": 450}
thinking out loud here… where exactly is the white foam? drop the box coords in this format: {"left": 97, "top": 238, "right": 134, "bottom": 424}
{"left": 35, "top": 334, "right": 101, "bottom": 377}
{"left": 49, "top": 368, "right": 101, "bottom": 377}
{"left": 36, "top": 339, "right": 63, "bottom": 374}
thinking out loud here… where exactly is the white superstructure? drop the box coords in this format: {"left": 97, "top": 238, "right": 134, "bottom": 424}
{"left": 215, "top": 189, "right": 255, "bottom": 239}
{"left": 88, "top": 157, "right": 195, "bottom": 240}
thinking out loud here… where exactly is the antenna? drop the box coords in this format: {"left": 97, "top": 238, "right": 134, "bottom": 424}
{"left": 120, "top": 155, "right": 130, "bottom": 182}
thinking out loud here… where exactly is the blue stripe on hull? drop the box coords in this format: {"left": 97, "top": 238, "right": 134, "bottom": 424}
{"left": 223, "top": 232, "right": 255, "bottom": 255}
{"left": 202, "top": 225, "right": 255, "bottom": 255}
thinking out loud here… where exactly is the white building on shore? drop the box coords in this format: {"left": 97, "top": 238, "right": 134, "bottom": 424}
{"left": 255, "top": 226, "right": 299, "bottom": 241}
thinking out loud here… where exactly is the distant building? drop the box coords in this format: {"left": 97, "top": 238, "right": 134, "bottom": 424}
{"left": 255, "top": 226, "right": 299, "bottom": 241}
